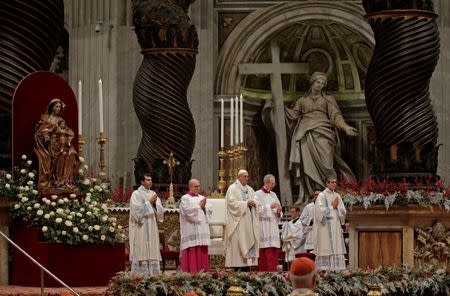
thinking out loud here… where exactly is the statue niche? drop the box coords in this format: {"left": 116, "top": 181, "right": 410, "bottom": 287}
{"left": 34, "top": 98, "right": 80, "bottom": 193}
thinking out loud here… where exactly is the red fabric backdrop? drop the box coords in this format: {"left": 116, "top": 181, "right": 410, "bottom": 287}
{"left": 12, "top": 71, "right": 78, "bottom": 168}
{"left": 11, "top": 221, "right": 125, "bottom": 287}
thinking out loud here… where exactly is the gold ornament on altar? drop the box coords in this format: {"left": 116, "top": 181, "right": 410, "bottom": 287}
{"left": 226, "top": 279, "right": 243, "bottom": 296}
{"left": 367, "top": 284, "right": 382, "bottom": 296}
{"left": 163, "top": 152, "right": 180, "bottom": 208}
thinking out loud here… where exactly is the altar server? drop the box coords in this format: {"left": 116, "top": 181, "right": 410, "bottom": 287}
{"left": 129, "top": 173, "right": 165, "bottom": 274}
{"left": 313, "top": 176, "right": 347, "bottom": 270}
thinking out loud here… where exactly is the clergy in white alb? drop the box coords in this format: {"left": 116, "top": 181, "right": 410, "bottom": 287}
{"left": 224, "top": 169, "right": 260, "bottom": 268}
{"left": 281, "top": 206, "right": 305, "bottom": 262}
{"left": 300, "top": 190, "right": 320, "bottom": 252}
{"left": 179, "top": 178, "right": 212, "bottom": 273}
{"left": 129, "top": 174, "right": 165, "bottom": 274}
{"left": 313, "top": 177, "right": 346, "bottom": 270}
{"left": 255, "top": 174, "right": 282, "bottom": 271}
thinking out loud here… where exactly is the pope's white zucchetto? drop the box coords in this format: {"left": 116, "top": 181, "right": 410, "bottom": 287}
{"left": 238, "top": 169, "right": 248, "bottom": 176}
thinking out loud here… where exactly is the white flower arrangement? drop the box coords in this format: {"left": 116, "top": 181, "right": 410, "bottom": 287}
{"left": 9, "top": 155, "right": 123, "bottom": 245}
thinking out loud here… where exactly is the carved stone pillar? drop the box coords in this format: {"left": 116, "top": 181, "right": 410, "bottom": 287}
{"left": 363, "top": 0, "right": 440, "bottom": 181}
{"left": 132, "top": 0, "right": 198, "bottom": 185}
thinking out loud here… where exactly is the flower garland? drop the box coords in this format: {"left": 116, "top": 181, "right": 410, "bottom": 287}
{"left": 6, "top": 155, "right": 124, "bottom": 245}
{"left": 339, "top": 177, "right": 450, "bottom": 210}
{"left": 107, "top": 271, "right": 292, "bottom": 296}
{"left": 107, "top": 266, "right": 449, "bottom": 296}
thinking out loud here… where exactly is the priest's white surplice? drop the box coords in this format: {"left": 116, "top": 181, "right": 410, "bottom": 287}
{"left": 179, "top": 193, "right": 212, "bottom": 251}
{"left": 255, "top": 189, "right": 281, "bottom": 248}
{"left": 313, "top": 188, "right": 346, "bottom": 270}
{"left": 129, "top": 185, "right": 165, "bottom": 274}
{"left": 300, "top": 202, "right": 315, "bottom": 250}
{"left": 281, "top": 217, "right": 305, "bottom": 262}
{"left": 224, "top": 180, "right": 260, "bottom": 267}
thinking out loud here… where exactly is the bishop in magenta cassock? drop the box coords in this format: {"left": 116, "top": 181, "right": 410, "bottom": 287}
{"left": 179, "top": 178, "right": 212, "bottom": 272}
{"left": 255, "top": 174, "right": 282, "bottom": 271}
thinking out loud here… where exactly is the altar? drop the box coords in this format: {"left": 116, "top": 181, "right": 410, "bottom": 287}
{"left": 346, "top": 205, "right": 450, "bottom": 270}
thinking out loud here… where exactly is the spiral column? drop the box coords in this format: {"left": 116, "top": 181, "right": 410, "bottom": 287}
{"left": 363, "top": 0, "right": 440, "bottom": 177}
{"left": 132, "top": 0, "right": 198, "bottom": 184}
{"left": 0, "top": 0, "right": 64, "bottom": 112}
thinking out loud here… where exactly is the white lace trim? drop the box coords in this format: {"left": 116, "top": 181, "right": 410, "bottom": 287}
{"left": 315, "top": 254, "right": 346, "bottom": 271}
{"left": 131, "top": 260, "right": 161, "bottom": 275}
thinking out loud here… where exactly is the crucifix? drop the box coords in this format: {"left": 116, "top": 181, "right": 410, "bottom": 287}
{"left": 238, "top": 41, "right": 309, "bottom": 206}
{"left": 163, "top": 152, "right": 180, "bottom": 208}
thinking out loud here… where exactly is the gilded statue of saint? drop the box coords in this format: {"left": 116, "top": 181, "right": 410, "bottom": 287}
{"left": 287, "top": 72, "right": 357, "bottom": 203}
{"left": 34, "top": 98, "right": 80, "bottom": 192}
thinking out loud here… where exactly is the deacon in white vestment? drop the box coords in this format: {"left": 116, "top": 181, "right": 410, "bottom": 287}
{"left": 300, "top": 190, "right": 320, "bottom": 252}
{"left": 224, "top": 169, "right": 260, "bottom": 269}
{"left": 179, "top": 178, "right": 212, "bottom": 273}
{"left": 129, "top": 174, "right": 165, "bottom": 274}
{"left": 313, "top": 177, "right": 346, "bottom": 270}
{"left": 255, "top": 174, "right": 282, "bottom": 271}
{"left": 281, "top": 207, "right": 305, "bottom": 262}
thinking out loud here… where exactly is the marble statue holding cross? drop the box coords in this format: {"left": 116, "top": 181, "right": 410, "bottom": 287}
{"left": 287, "top": 72, "right": 357, "bottom": 204}
{"left": 239, "top": 41, "right": 309, "bottom": 206}
{"left": 239, "top": 43, "right": 357, "bottom": 205}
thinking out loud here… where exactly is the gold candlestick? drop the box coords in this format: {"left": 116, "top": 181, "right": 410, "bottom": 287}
{"left": 217, "top": 149, "right": 226, "bottom": 196}
{"left": 240, "top": 143, "right": 247, "bottom": 170}
{"left": 78, "top": 134, "right": 86, "bottom": 157}
{"left": 235, "top": 144, "right": 242, "bottom": 170}
{"left": 227, "top": 147, "right": 235, "bottom": 186}
{"left": 233, "top": 145, "right": 240, "bottom": 178}
{"left": 96, "top": 133, "right": 107, "bottom": 182}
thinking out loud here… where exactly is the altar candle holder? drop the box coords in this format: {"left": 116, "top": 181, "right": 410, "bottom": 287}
{"left": 96, "top": 133, "right": 107, "bottom": 182}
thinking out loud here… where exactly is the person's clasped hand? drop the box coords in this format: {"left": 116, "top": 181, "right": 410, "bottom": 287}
{"left": 150, "top": 195, "right": 157, "bottom": 205}
{"left": 199, "top": 197, "right": 206, "bottom": 209}
{"left": 331, "top": 197, "right": 339, "bottom": 209}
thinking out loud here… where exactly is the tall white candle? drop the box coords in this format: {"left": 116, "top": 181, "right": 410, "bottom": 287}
{"left": 240, "top": 94, "right": 244, "bottom": 143}
{"left": 230, "top": 97, "right": 234, "bottom": 146}
{"left": 98, "top": 79, "right": 104, "bottom": 133}
{"left": 78, "top": 80, "right": 82, "bottom": 135}
{"left": 235, "top": 96, "right": 239, "bottom": 144}
{"left": 220, "top": 98, "right": 224, "bottom": 148}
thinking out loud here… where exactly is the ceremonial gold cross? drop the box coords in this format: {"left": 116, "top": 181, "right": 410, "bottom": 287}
{"left": 163, "top": 152, "right": 180, "bottom": 209}
{"left": 163, "top": 152, "right": 180, "bottom": 184}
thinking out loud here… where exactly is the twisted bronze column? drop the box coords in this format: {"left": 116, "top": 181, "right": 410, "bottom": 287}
{"left": 132, "top": 0, "right": 198, "bottom": 185}
{"left": 363, "top": 0, "right": 440, "bottom": 178}
{"left": 0, "top": 0, "right": 64, "bottom": 112}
